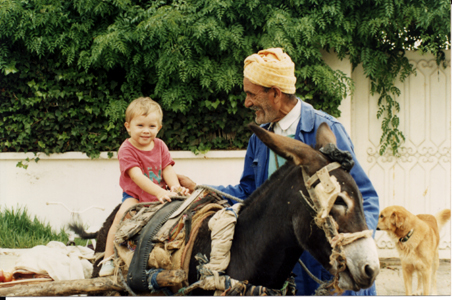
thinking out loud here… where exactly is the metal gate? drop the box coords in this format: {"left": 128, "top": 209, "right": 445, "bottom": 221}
{"left": 351, "top": 51, "right": 451, "bottom": 258}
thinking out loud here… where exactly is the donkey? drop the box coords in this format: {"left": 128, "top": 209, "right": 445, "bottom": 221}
{"left": 71, "top": 122, "right": 379, "bottom": 294}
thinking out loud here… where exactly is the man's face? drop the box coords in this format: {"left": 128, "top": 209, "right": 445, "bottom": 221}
{"left": 243, "top": 77, "right": 279, "bottom": 124}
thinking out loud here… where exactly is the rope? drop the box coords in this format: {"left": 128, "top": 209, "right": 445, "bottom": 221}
{"left": 298, "top": 259, "right": 341, "bottom": 295}
{"left": 195, "top": 185, "right": 244, "bottom": 203}
{"left": 114, "top": 246, "right": 136, "bottom": 296}
{"left": 315, "top": 280, "right": 336, "bottom": 296}
{"left": 298, "top": 259, "right": 324, "bottom": 285}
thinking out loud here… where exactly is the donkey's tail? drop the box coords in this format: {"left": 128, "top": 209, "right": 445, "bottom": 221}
{"left": 68, "top": 222, "right": 98, "bottom": 239}
{"left": 435, "top": 209, "right": 451, "bottom": 231}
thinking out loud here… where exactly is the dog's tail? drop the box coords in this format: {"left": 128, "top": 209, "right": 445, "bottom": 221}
{"left": 68, "top": 222, "right": 98, "bottom": 240}
{"left": 435, "top": 209, "right": 451, "bottom": 231}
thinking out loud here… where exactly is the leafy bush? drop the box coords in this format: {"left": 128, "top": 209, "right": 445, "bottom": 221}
{"left": 0, "top": 0, "right": 449, "bottom": 156}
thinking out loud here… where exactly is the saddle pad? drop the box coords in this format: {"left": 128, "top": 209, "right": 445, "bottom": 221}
{"left": 152, "top": 189, "right": 205, "bottom": 243}
{"left": 127, "top": 200, "right": 184, "bottom": 293}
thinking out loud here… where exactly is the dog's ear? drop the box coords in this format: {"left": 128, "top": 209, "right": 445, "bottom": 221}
{"left": 391, "top": 211, "right": 405, "bottom": 230}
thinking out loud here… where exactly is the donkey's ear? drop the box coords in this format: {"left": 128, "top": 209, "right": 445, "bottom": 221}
{"left": 248, "top": 123, "right": 317, "bottom": 166}
{"left": 316, "top": 123, "right": 337, "bottom": 148}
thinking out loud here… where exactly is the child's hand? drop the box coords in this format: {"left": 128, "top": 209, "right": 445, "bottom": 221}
{"left": 171, "top": 185, "right": 190, "bottom": 196}
{"left": 156, "top": 189, "right": 177, "bottom": 203}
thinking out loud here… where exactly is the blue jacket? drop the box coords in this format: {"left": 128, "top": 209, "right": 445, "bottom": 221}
{"left": 213, "top": 100, "right": 379, "bottom": 295}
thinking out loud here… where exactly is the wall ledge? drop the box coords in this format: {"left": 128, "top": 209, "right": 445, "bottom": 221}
{"left": 0, "top": 150, "right": 247, "bottom": 160}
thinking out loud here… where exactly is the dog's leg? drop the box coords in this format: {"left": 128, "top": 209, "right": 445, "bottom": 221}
{"left": 421, "top": 266, "right": 432, "bottom": 296}
{"left": 402, "top": 263, "right": 414, "bottom": 295}
{"left": 413, "top": 271, "right": 422, "bottom": 295}
{"left": 431, "top": 252, "right": 439, "bottom": 295}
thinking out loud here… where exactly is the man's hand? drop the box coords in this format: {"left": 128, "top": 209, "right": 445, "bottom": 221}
{"left": 171, "top": 185, "right": 191, "bottom": 196}
{"left": 177, "top": 174, "right": 196, "bottom": 193}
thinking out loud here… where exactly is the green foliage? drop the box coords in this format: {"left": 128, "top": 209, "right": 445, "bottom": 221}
{"left": 0, "top": 206, "right": 86, "bottom": 248}
{"left": 0, "top": 0, "right": 449, "bottom": 157}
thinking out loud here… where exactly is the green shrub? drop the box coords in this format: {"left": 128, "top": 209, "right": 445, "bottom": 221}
{"left": 0, "top": 0, "right": 449, "bottom": 156}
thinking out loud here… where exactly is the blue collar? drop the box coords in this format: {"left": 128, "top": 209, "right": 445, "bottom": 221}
{"left": 298, "top": 100, "right": 316, "bottom": 133}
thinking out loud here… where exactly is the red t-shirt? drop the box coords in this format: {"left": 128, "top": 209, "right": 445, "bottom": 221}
{"left": 118, "top": 138, "right": 175, "bottom": 202}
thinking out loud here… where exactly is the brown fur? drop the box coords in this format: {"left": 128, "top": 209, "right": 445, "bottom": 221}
{"left": 377, "top": 206, "right": 450, "bottom": 295}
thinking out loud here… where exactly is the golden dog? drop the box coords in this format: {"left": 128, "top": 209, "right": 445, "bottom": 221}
{"left": 377, "top": 206, "right": 450, "bottom": 295}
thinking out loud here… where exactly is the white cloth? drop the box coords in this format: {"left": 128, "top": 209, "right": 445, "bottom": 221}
{"left": 13, "top": 241, "right": 94, "bottom": 281}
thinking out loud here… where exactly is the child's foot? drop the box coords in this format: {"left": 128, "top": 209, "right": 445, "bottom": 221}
{"left": 99, "top": 259, "right": 115, "bottom": 277}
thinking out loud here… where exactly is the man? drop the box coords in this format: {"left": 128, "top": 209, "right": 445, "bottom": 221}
{"left": 179, "top": 48, "right": 379, "bottom": 295}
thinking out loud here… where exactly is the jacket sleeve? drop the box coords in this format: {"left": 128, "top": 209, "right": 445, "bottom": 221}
{"left": 330, "top": 123, "right": 380, "bottom": 233}
{"left": 209, "top": 135, "right": 258, "bottom": 204}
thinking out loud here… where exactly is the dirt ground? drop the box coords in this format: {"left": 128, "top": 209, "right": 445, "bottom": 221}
{"left": 0, "top": 251, "right": 450, "bottom": 296}
{"left": 376, "top": 258, "right": 451, "bottom": 296}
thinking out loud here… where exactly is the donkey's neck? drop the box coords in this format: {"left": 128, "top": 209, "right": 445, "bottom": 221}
{"left": 226, "top": 163, "right": 306, "bottom": 289}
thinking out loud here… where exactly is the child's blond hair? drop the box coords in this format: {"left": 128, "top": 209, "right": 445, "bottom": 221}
{"left": 125, "top": 97, "right": 163, "bottom": 125}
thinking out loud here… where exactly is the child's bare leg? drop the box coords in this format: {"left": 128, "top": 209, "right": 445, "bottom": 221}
{"left": 100, "top": 198, "right": 139, "bottom": 276}
{"left": 104, "top": 198, "right": 139, "bottom": 258}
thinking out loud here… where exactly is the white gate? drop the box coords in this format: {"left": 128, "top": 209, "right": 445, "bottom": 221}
{"left": 351, "top": 51, "right": 451, "bottom": 258}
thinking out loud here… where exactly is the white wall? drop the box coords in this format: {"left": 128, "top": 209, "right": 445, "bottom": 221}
{"left": 0, "top": 151, "right": 245, "bottom": 232}
{"left": 351, "top": 50, "right": 451, "bottom": 259}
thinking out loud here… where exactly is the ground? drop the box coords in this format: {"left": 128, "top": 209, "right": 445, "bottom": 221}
{"left": 376, "top": 258, "right": 451, "bottom": 296}
{"left": 0, "top": 252, "right": 450, "bottom": 295}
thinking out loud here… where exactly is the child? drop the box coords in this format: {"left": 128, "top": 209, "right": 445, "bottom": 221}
{"left": 99, "top": 97, "right": 190, "bottom": 276}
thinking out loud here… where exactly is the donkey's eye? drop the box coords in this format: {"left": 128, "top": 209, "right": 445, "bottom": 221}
{"left": 334, "top": 196, "right": 347, "bottom": 207}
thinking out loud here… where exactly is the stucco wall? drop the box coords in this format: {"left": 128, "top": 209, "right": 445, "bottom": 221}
{"left": 0, "top": 151, "right": 245, "bottom": 232}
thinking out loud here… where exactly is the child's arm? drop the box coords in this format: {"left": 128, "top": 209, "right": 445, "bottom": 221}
{"left": 162, "top": 165, "right": 190, "bottom": 195}
{"left": 127, "top": 167, "right": 176, "bottom": 203}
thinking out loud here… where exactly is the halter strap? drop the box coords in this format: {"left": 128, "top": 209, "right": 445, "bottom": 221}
{"left": 299, "top": 161, "right": 371, "bottom": 294}
{"left": 304, "top": 162, "right": 342, "bottom": 190}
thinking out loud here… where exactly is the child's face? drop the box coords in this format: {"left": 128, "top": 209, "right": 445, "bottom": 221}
{"left": 124, "top": 111, "right": 162, "bottom": 150}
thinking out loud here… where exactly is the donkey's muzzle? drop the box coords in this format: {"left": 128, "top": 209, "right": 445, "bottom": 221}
{"left": 362, "top": 263, "right": 379, "bottom": 285}
{"left": 341, "top": 236, "right": 380, "bottom": 290}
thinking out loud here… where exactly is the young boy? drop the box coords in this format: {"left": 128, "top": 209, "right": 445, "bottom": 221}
{"left": 99, "top": 97, "right": 190, "bottom": 276}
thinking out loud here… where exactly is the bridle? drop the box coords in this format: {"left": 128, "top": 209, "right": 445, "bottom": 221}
{"left": 299, "top": 160, "right": 373, "bottom": 294}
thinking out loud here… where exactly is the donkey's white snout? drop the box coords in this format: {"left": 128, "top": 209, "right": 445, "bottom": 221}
{"left": 343, "top": 236, "right": 380, "bottom": 289}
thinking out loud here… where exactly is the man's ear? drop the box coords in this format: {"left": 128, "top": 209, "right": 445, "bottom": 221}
{"left": 274, "top": 86, "right": 282, "bottom": 99}
{"left": 270, "top": 86, "right": 283, "bottom": 104}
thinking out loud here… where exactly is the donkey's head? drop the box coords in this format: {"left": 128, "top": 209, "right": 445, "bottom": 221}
{"left": 249, "top": 122, "right": 379, "bottom": 292}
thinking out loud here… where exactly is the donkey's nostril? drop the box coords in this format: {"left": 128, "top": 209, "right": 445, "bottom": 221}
{"left": 364, "top": 264, "right": 376, "bottom": 279}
